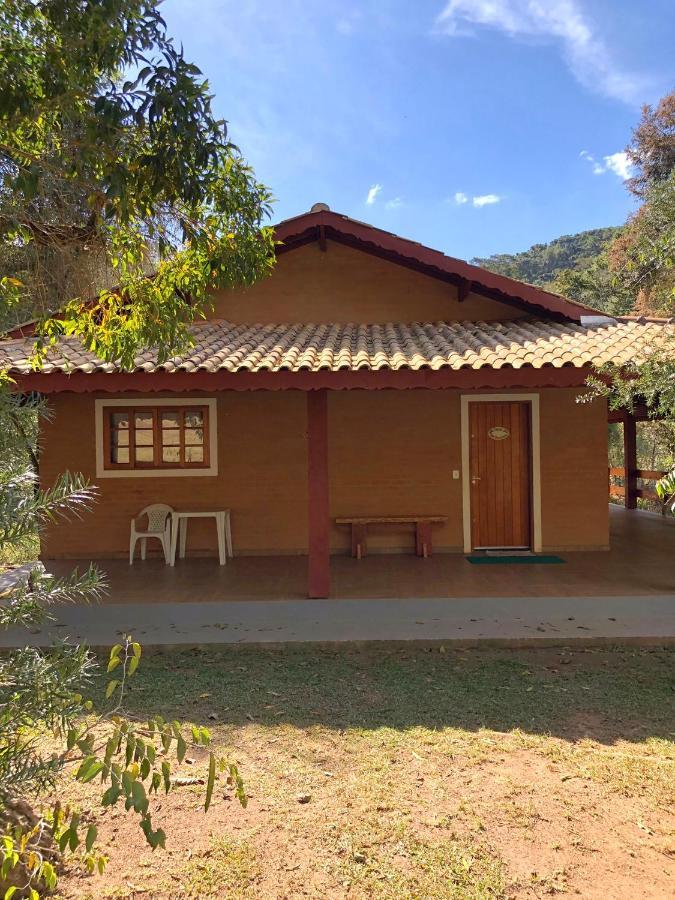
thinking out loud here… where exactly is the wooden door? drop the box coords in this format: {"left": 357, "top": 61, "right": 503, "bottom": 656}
{"left": 469, "top": 401, "right": 531, "bottom": 549}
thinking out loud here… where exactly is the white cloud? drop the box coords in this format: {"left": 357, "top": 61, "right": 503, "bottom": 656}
{"left": 603, "top": 151, "right": 633, "bottom": 180}
{"left": 452, "top": 191, "right": 502, "bottom": 207}
{"left": 366, "top": 183, "right": 382, "bottom": 205}
{"left": 385, "top": 196, "right": 403, "bottom": 210}
{"left": 580, "top": 149, "right": 633, "bottom": 180}
{"left": 472, "top": 193, "right": 502, "bottom": 207}
{"left": 581, "top": 150, "right": 606, "bottom": 175}
{"left": 435, "top": 1, "right": 647, "bottom": 105}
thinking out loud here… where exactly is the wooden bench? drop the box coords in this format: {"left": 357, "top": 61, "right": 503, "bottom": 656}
{"left": 335, "top": 516, "right": 448, "bottom": 559}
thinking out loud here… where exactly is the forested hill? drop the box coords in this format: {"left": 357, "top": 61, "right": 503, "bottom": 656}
{"left": 471, "top": 226, "right": 621, "bottom": 286}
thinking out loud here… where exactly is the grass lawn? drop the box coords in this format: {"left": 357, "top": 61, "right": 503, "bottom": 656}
{"left": 54, "top": 644, "right": 674, "bottom": 899}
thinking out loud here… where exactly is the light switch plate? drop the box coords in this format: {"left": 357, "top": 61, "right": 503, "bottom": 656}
{"left": 452, "top": 470, "right": 460, "bottom": 480}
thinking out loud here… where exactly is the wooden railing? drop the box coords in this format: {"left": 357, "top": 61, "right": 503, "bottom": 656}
{"left": 609, "top": 466, "right": 668, "bottom": 507}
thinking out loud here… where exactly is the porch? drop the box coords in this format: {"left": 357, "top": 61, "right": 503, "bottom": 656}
{"left": 4, "top": 506, "right": 674, "bottom": 649}
{"left": 44, "top": 505, "right": 675, "bottom": 604}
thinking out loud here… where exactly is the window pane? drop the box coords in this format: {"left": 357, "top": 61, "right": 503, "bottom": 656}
{"left": 184, "top": 410, "right": 204, "bottom": 427}
{"left": 135, "top": 411, "right": 153, "bottom": 428}
{"left": 112, "top": 446, "right": 129, "bottom": 464}
{"left": 162, "top": 446, "right": 180, "bottom": 463}
{"left": 184, "top": 428, "right": 204, "bottom": 445}
{"left": 135, "top": 446, "right": 154, "bottom": 462}
{"left": 185, "top": 446, "right": 204, "bottom": 463}
{"left": 113, "top": 430, "right": 129, "bottom": 446}
{"left": 135, "top": 429, "right": 154, "bottom": 446}
{"left": 162, "top": 429, "right": 180, "bottom": 446}
{"left": 161, "top": 411, "right": 180, "bottom": 428}
{"left": 111, "top": 412, "right": 129, "bottom": 429}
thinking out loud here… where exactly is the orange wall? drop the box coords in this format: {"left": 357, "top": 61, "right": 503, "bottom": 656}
{"left": 210, "top": 241, "right": 526, "bottom": 324}
{"left": 540, "top": 388, "right": 609, "bottom": 550}
{"left": 39, "top": 391, "right": 308, "bottom": 559}
{"left": 329, "top": 390, "right": 463, "bottom": 552}
{"left": 39, "top": 388, "right": 609, "bottom": 560}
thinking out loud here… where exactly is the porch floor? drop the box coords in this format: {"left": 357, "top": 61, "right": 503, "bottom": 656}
{"left": 42, "top": 505, "right": 675, "bottom": 603}
{"left": 3, "top": 507, "right": 674, "bottom": 648}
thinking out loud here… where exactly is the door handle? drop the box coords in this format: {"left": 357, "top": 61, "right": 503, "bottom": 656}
{"left": 471, "top": 476, "right": 481, "bottom": 484}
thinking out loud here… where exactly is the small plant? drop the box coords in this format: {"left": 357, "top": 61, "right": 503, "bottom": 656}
{"left": 0, "top": 456, "right": 244, "bottom": 897}
{"left": 0, "top": 635, "right": 246, "bottom": 898}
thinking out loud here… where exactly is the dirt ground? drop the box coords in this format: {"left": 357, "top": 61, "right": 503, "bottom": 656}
{"left": 52, "top": 644, "right": 674, "bottom": 899}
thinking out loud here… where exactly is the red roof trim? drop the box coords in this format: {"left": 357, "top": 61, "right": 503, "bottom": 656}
{"left": 11, "top": 366, "right": 590, "bottom": 394}
{"left": 275, "top": 209, "right": 595, "bottom": 322}
{"left": 4, "top": 208, "right": 595, "bottom": 340}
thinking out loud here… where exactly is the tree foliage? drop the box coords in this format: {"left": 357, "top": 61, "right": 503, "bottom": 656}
{"left": 584, "top": 90, "right": 675, "bottom": 500}
{"left": 0, "top": 0, "right": 274, "bottom": 366}
{"left": 626, "top": 93, "right": 675, "bottom": 199}
{"left": 1, "top": 3, "right": 268, "bottom": 894}
{"left": 608, "top": 171, "right": 675, "bottom": 315}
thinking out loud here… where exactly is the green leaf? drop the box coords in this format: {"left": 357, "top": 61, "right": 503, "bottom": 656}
{"left": 175, "top": 732, "right": 186, "bottom": 764}
{"left": 102, "top": 786, "right": 120, "bottom": 807}
{"left": 105, "top": 679, "right": 120, "bottom": 699}
{"left": 76, "top": 755, "right": 99, "bottom": 781}
{"left": 125, "top": 734, "right": 137, "bottom": 767}
{"left": 5, "top": 886, "right": 18, "bottom": 900}
{"left": 77, "top": 735, "right": 95, "bottom": 755}
{"left": 85, "top": 825, "right": 97, "bottom": 853}
{"left": 128, "top": 655, "right": 140, "bottom": 676}
{"left": 69, "top": 813, "right": 81, "bottom": 851}
{"left": 204, "top": 752, "right": 216, "bottom": 812}
{"left": 58, "top": 830, "right": 71, "bottom": 854}
{"left": 80, "top": 760, "right": 104, "bottom": 784}
{"left": 132, "top": 780, "right": 148, "bottom": 814}
{"left": 161, "top": 725, "right": 172, "bottom": 753}
{"left": 161, "top": 760, "right": 171, "bottom": 794}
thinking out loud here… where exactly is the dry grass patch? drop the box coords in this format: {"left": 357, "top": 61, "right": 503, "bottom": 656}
{"left": 49, "top": 645, "right": 674, "bottom": 899}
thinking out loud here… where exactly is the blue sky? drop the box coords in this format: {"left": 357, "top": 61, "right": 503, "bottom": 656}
{"left": 162, "top": 0, "right": 674, "bottom": 260}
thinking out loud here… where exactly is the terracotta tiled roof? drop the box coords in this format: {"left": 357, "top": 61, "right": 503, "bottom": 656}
{"left": 0, "top": 318, "right": 670, "bottom": 375}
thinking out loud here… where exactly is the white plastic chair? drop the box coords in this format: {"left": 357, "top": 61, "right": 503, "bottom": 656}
{"left": 129, "top": 504, "right": 174, "bottom": 565}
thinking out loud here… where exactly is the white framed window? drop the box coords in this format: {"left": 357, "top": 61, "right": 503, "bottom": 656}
{"left": 95, "top": 398, "right": 218, "bottom": 478}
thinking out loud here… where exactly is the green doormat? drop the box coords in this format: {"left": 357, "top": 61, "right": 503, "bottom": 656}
{"left": 466, "top": 555, "right": 565, "bottom": 565}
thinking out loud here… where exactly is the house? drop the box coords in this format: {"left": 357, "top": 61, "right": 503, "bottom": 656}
{"left": 1, "top": 205, "right": 668, "bottom": 599}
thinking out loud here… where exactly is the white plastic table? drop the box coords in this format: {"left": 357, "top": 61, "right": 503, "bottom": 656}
{"left": 169, "top": 510, "right": 232, "bottom": 566}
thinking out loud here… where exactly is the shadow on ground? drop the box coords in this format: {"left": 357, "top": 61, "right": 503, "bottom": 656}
{"left": 96, "top": 644, "right": 675, "bottom": 746}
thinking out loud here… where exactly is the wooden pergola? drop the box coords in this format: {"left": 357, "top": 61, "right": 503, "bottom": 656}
{"left": 608, "top": 404, "right": 667, "bottom": 509}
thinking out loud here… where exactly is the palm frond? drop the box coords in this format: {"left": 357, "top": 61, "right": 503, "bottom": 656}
{"left": 0, "top": 469, "right": 97, "bottom": 546}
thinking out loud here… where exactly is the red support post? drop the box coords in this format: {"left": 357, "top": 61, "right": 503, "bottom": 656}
{"left": 623, "top": 413, "right": 637, "bottom": 509}
{"left": 307, "top": 390, "right": 330, "bottom": 598}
